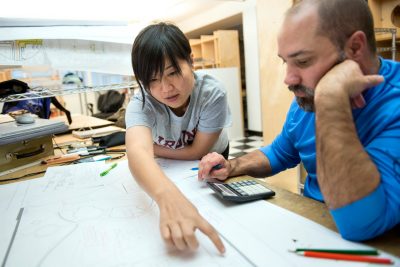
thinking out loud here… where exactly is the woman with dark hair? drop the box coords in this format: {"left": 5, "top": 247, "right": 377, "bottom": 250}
{"left": 125, "top": 22, "right": 230, "bottom": 253}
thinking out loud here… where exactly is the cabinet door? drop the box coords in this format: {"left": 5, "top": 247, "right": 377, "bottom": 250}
{"left": 214, "top": 30, "right": 241, "bottom": 68}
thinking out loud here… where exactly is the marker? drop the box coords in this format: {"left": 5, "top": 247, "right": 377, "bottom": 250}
{"left": 295, "top": 251, "right": 393, "bottom": 265}
{"left": 100, "top": 163, "right": 117, "bottom": 177}
{"left": 191, "top": 164, "right": 222, "bottom": 171}
{"left": 293, "top": 248, "right": 379, "bottom": 255}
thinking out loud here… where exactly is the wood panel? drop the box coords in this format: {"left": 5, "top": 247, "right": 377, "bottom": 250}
{"left": 257, "top": 0, "right": 292, "bottom": 144}
{"left": 369, "top": 0, "right": 400, "bottom": 29}
{"left": 369, "top": 0, "right": 400, "bottom": 61}
{"left": 256, "top": 0, "right": 298, "bottom": 193}
{"left": 0, "top": 70, "right": 12, "bottom": 82}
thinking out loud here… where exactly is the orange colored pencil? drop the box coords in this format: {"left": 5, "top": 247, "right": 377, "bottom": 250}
{"left": 297, "top": 251, "right": 394, "bottom": 265}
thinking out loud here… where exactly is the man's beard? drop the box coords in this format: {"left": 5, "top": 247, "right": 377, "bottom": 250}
{"left": 288, "top": 84, "right": 315, "bottom": 112}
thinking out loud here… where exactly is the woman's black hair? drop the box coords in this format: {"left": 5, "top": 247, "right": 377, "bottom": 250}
{"left": 131, "top": 22, "right": 192, "bottom": 106}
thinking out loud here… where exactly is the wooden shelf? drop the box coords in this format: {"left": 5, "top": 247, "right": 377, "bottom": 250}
{"left": 189, "top": 39, "right": 201, "bottom": 46}
{"left": 369, "top": 1, "right": 399, "bottom": 61}
{"left": 189, "top": 30, "right": 240, "bottom": 70}
{"left": 369, "top": 0, "right": 399, "bottom": 29}
{"left": 375, "top": 31, "right": 400, "bottom": 41}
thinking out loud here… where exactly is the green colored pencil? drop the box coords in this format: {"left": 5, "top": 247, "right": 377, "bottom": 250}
{"left": 294, "top": 248, "right": 379, "bottom": 255}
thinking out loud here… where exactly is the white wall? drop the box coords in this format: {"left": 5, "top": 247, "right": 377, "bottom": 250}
{"left": 178, "top": 2, "right": 246, "bottom": 34}
{"left": 178, "top": 0, "right": 262, "bottom": 133}
{"left": 242, "top": 0, "right": 262, "bottom": 132}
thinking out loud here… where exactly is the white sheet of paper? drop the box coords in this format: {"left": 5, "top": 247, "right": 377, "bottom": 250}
{"left": 1, "top": 159, "right": 399, "bottom": 267}
{"left": 1, "top": 160, "right": 251, "bottom": 267}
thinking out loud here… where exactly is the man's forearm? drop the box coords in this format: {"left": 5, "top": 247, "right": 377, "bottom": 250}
{"left": 315, "top": 91, "right": 380, "bottom": 209}
{"left": 229, "top": 150, "right": 272, "bottom": 178}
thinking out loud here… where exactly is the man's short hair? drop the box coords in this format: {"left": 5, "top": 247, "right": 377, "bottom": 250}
{"left": 289, "top": 0, "right": 377, "bottom": 54}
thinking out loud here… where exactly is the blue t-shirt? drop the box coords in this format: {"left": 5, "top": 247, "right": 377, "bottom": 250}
{"left": 260, "top": 58, "right": 400, "bottom": 241}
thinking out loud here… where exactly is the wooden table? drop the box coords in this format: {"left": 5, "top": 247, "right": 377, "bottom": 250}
{"left": 51, "top": 114, "right": 114, "bottom": 131}
{"left": 254, "top": 178, "right": 400, "bottom": 256}
{"left": 1, "top": 149, "right": 398, "bottom": 256}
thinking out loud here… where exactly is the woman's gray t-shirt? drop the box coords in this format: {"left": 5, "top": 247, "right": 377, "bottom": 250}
{"left": 125, "top": 72, "right": 231, "bottom": 154}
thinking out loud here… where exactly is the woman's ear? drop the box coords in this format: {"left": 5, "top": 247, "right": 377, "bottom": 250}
{"left": 190, "top": 53, "right": 194, "bottom": 69}
{"left": 344, "top": 30, "right": 368, "bottom": 60}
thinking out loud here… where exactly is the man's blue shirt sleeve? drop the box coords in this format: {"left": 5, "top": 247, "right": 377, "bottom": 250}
{"left": 330, "top": 135, "right": 400, "bottom": 241}
{"left": 260, "top": 101, "right": 301, "bottom": 174}
{"left": 331, "top": 185, "right": 394, "bottom": 241}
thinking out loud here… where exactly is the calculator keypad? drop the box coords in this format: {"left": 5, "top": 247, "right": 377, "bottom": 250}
{"left": 207, "top": 179, "right": 275, "bottom": 202}
{"left": 227, "top": 180, "right": 271, "bottom": 196}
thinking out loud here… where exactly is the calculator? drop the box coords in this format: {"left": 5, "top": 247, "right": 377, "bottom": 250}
{"left": 207, "top": 180, "right": 275, "bottom": 203}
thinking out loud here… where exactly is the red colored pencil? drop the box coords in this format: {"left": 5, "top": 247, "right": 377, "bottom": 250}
{"left": 297, "top": 251, "right": 394, "bottom": 265}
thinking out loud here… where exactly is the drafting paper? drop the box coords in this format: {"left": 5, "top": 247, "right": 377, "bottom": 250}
{"left": 1, "top": 159, "right": 399, "bottom": 267}
{"left": 1, "top": 161, "right": 251, "bottom": 267}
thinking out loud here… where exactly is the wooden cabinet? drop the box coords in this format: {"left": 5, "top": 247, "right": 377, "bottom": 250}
{"left": 189, "top": 30, "right": 241, "bottom": 70}
{"left": 369, "top": 0, "right": 400, "bottom": 30}
{"left": 369, "top": 0, "right": 400, "bottom": 61}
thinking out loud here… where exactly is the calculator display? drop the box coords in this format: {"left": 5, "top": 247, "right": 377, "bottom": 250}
{"left": 207, "top": 180, "right": 275, "bottom": 203}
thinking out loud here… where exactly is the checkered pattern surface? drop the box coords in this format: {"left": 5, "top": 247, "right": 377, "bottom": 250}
{"left": 229, "top": 135, "right": 264, "bottom": 159}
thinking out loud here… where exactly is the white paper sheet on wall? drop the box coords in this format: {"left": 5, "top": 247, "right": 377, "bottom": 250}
{"left": 0, "top": 160, "right": 399, "bottom": 267}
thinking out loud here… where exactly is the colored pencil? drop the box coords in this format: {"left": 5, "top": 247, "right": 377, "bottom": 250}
{"left": 294, "top": 248, "right": 379, "bottom": 255}
{"left": 296, "top": 251, "right": 393, "bottom": 265}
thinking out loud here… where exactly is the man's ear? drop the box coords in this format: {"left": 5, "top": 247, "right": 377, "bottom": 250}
{"left": 344, "top": 31, "right": 368, "bottom": 60}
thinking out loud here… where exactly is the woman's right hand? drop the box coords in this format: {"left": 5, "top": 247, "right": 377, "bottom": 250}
{"left": 156, "top": 188, "right": 225, "bottom": 254}
{"left": 127, "top": 127, "right": 225, "bottom": 253}
{"left": 198, "top": 152, "right": 230, "bottom": 181}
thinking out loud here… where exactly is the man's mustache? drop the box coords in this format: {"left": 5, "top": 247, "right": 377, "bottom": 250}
{"left": 288, "top": 84, "right": 314, "bottom": 97}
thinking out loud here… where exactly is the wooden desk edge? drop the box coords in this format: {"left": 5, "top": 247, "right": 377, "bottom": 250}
{"left": 230, "top": 176, "right": 400, "bottom": 257}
